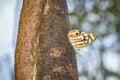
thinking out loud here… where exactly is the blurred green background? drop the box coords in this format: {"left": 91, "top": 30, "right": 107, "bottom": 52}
{"left": 67, "top": 0, "right": 120, "bottom": 80}
{"left": 0, "top": 0, "right": 120, "bottom": 80}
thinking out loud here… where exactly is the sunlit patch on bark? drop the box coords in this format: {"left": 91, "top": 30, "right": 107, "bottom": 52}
{"left": 42, "top": 75, "right": 52, "bottom": 80}
{"left": 52, "top": 65, "right": 66, "bottom": 73}
{"left": 50, "top": 47, "right": 62, "bottom": 57}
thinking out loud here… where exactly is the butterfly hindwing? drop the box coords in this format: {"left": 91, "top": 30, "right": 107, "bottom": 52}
{"left": 68, "top": 29, "right": 96, "bottom": 49}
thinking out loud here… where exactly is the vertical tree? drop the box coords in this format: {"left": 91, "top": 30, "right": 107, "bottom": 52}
{"left": 15, "top": 0, "right": 78, "bottom": 80}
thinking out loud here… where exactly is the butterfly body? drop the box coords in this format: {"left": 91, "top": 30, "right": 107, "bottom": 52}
{"left": 68, "top": 29, "right": 96, "bottom": 49}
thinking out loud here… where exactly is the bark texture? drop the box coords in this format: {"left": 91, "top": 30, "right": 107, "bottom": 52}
{"left": 15, "top": 0, "right": 78, "bottom": 80}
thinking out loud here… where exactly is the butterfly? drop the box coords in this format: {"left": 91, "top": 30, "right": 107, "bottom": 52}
{"left": 68, "top": 29, "right": 97, "bottom": 50}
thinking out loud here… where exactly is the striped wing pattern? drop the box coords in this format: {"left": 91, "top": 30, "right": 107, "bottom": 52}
{"left": 68, "top": 29, "right": 96, "bottom": 49}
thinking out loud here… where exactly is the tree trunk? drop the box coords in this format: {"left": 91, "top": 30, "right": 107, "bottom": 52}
{"left": 15, "top": 0, "right": 78, "bottom": 80}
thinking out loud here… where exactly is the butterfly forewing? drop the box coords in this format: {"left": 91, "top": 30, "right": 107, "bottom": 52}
{"left": 68, "top": 29, "right": 96, "bottom": 49}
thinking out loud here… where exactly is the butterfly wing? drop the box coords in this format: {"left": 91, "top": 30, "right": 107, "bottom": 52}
{"left": 75, "top": 32, "right": 96, "bottom": 48}
{"left": 68, "top": 29, "right": 97, "bottom": 49}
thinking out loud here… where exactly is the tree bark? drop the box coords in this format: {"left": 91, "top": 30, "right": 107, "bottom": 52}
{"left": 15, "top": 0, "right": 78, "bottom": 80}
